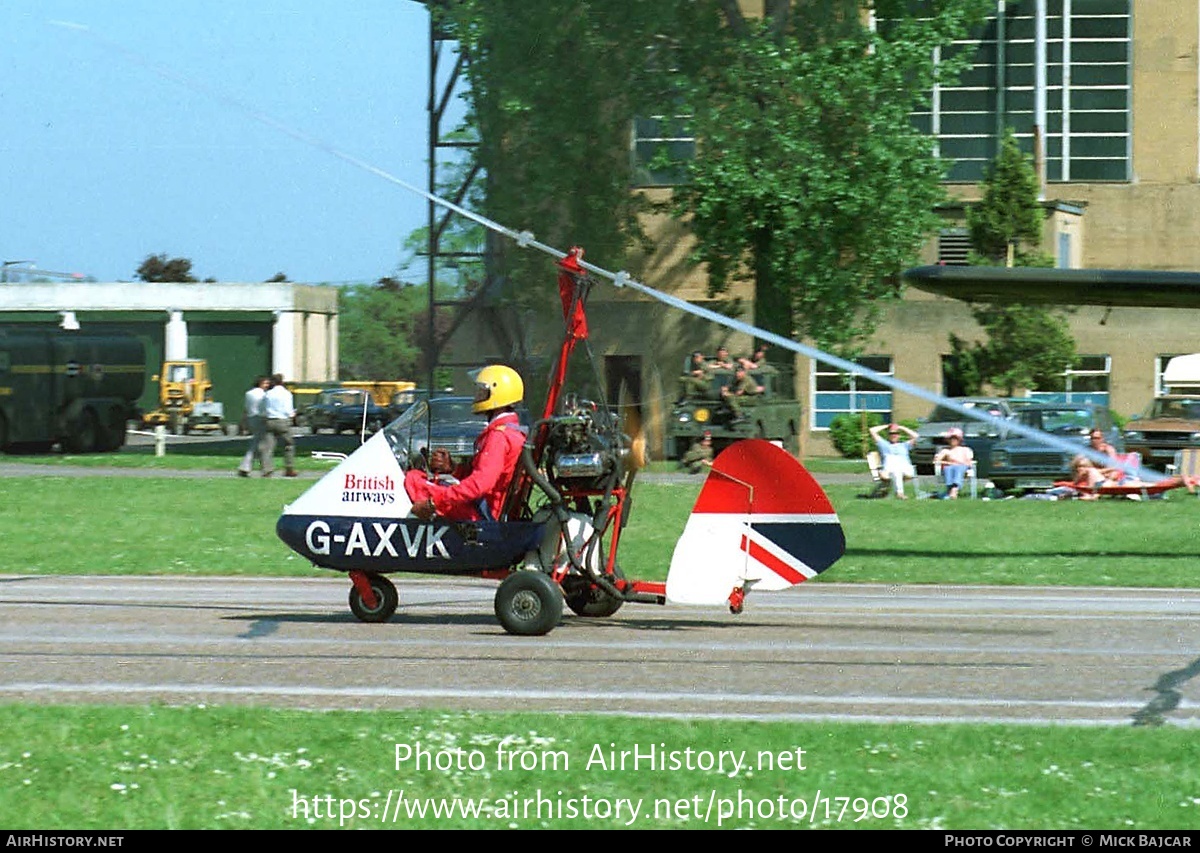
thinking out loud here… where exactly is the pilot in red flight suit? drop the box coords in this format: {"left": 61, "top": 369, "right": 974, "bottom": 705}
{"left": 405, "top": 365, "right": 527, "bottom": 522}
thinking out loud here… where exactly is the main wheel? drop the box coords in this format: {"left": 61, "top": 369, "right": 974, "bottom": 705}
{"left": 0, "top": 412, "right": 7, "bottom": 453}
{"left": 63, "top": 408, "right": 99, "bottom": 453}
{"left": 563, "top": 565, "right": 625, "bottom": 618}
{"left": 96, "top": 409, "right": 127, "bottom": 452}
{"left": 348, "top": 574, "right": 399, "bottom": 623}
{"left": 494, "top": 571, "right": 563, "bottom": 636}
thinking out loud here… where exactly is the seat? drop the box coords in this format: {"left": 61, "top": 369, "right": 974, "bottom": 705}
{"left": 865, "top": 451, "right": 890, "bottom": 497}
{"left": 867, "top": 450, "right": 922, "bottom": 498}
{"left": 934, "top": 458, "right": 978, "bottom": 499}
{"left": 1167, "top": 448, "right": 1200, "bottom": 496}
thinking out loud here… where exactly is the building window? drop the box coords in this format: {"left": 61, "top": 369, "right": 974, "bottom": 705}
{"left": 811, "top": 356, "right": 894, "bottom": 430}
{"left": 881, "top": 0, "right": 1131, "bottom": 184}
{"left": 1026, "top": 354, "right": 1110, "bottom": 404}
{"left": 630, "top": 115, "right": 694, "bottom": 187}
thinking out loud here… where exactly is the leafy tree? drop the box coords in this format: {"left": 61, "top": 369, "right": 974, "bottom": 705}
{"left": 266, "top": 272, "right": 289, "bottom": 282}
{"left": 669, "top": 0, "right": 992, "bottom": 356}
{"left": 967, "top": 128, "right": 1044, "bottom": 266}
{"left": 943, "top": 333, "right": 983, "bottom": 396}
{"left": 135, "top": 254, "right": 198, "bottom": 282}
{"left": 338, "top": 279, "right": 427, "bottom": 380}
{"left": 968, "top": 304, "right": 1075, "bottom": 396}
{"left": 828, "top": 411, "right": 884, "bottom": 458}
{"left": 945, "top": 127, "right": 1077, "bottom": 396}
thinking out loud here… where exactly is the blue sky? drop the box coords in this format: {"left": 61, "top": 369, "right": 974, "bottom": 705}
{"left": 1, "top": 1, "right": 443, "bottom": 284}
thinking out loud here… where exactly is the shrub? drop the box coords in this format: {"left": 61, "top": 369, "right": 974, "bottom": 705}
{"left": 828, "top": 412, "right": 884, "bottom": 458}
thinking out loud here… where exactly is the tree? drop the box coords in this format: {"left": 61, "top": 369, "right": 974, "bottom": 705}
{"left": 968, "top": 304, "right": 1076, "bottom": 397}
{"left": 967, "top": 128, "right": 1044, "bottom": 267}
{"left": 669, "top": 0, "right": 992, "bottom": 355}
{"left": 945, "top": 127, "right": 1077, "bottom": 396}
{"left": 439, "top": 1, "right": 680, "bottom": 315}
{"left": 338, "top": 279, "right": 427, "bottom": 380}
{"left": 135, "top": 254, "right": 198, "bottom": 283}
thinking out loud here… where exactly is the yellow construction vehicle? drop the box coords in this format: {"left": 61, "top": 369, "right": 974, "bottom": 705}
{"left": 142, "top": 359, "right": 226, "bottom": 435}
{"left": 340, "top": 380, "right": 417, "bottom": 407}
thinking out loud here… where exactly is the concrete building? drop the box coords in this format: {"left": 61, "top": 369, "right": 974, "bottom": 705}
{"left": 0, "top": 282, "right": 338, "bottom": 421}
{"left": 812, "top": 0, "right": 1200, "bottom": 455}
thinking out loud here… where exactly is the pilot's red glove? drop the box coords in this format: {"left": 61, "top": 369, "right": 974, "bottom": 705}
{"left": 428, "top": 448, "right": 453, "bottom": 474}
{"left": 412, "top": 497, "right": 436, "bottom": 521}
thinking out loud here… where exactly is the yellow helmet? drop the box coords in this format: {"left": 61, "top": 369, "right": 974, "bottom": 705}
{"left": 472, "top": 364, "right": 523, "bottom": 413}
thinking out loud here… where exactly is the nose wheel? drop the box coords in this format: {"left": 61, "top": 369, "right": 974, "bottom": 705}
{"left": 348, "top": 572, "right": 399, "bottom": 623}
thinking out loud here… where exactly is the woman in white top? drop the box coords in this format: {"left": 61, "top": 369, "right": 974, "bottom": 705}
{"left": 869, "top": 422, "right": 919, "bottom": 499}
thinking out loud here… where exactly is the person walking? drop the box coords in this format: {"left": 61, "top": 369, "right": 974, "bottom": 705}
{"left": 261, "top": 374, "right": 298, "bottom": 478}
{"left": 236, "top": 375, "right": 272, "bottom": 477}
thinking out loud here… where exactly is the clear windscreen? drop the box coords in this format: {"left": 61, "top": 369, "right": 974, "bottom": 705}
{"left": 381, "top": 399, "right": 431, "bottom": 471}
{"left": 380, "top": 397, "right": 492, "bottom": 471}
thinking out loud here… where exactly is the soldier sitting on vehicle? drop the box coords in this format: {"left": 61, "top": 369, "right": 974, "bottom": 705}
{"left": 738, "top": 343, "right": 768, "bottom": 370}
{"left": 679, "top": 430, "right": 714, "bottom": 474}
{"left": 721, "top": 365, "right": 763, "bottom": 422}
{"left": 708, "top": 345, "right": 736, "bottom": 371}
{"left": 677, "top": 350, "right": 714, "bottom": 401}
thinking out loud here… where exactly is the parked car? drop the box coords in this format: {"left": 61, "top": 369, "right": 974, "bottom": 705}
{"left": 987, "top": 402, "right": 1123, "bottom": 492}
{"left": 305, "top": 388, "right": 389, "bottom": 435}
{"left": 1122, "top": 395, "right": 1200, "bottom": 470}
{"left": 388, "top": 387, "right": 427, "bottom": 422}
{"left": 383, "top": 395, "right": 532, "bottom": 465}
{"left": 911, "top": 397, "right": 1025, "bottom": 475}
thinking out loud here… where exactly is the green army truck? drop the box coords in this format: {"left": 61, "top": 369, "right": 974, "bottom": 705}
{"left": 667, "top": 365, "right": 801, "bottom": 459}
{"left": 0, "top": 328, "right": 145, "bottom": 453}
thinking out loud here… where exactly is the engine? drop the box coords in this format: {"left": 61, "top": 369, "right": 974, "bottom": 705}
{"left": 541, "top": 396, "right": 625, "bottom": 492}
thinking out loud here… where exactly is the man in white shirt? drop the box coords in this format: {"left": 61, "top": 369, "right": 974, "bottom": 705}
{"left": 236, "top": 375, "right": 272, "bottom": 477}
{"left": 261, "top": 374, "right": 297, "bottom": 477}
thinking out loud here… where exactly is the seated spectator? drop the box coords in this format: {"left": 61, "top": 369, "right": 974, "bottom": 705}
{"left": 1071, "top": 429, "right": 1124, "bottom": 498}
{"left": 677, "top": 350, "right": 713, "bottom": 401}
{"left": 679, "top": 431, "right": 714, "bottom": 474}
{"left": 869, "top": 422, "right": 919, "bottom": 499}
{"left": 708, "top": 345, "right": 736, "bottom": 371}
{"left": 721, "top": 365, "right": 763, "bottom": 422}
{"left": 933, "top": 427, "right": 974, "bottom": 499}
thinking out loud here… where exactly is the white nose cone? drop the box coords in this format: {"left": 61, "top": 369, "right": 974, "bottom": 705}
{"left": 283, "top": 430, "right": 412, "bottom": 518}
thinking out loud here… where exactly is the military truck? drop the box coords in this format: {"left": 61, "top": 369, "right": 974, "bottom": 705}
{"left": 0, "top": 328, "right": 145, "bottom": 453}
{"left": 1122, "top": 353, "right": 1200, "bottom": 469}
{"left": 667, "top": 364, "right": 801, "bottom": 458}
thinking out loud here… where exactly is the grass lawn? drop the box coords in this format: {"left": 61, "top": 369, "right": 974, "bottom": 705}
{"left": 2, "top": 705, "right": 1198, "bottom": 830}
{"left": 2, "top": 469, "right": 1196, "bottom": 588}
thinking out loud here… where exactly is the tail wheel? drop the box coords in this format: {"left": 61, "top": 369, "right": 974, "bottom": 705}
{"left": 348, "top": 574, "right": 399, "bottom": 623}
{"left": 563, "top": 564, "right": 625, "bottom": 618}
{"left": 494, "top": 571, "right": 563, "bottom": 636}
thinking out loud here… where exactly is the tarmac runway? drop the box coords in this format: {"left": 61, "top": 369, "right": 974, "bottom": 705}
{"left": 2, "top": 574, "right": 1197, "bottom": 727}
